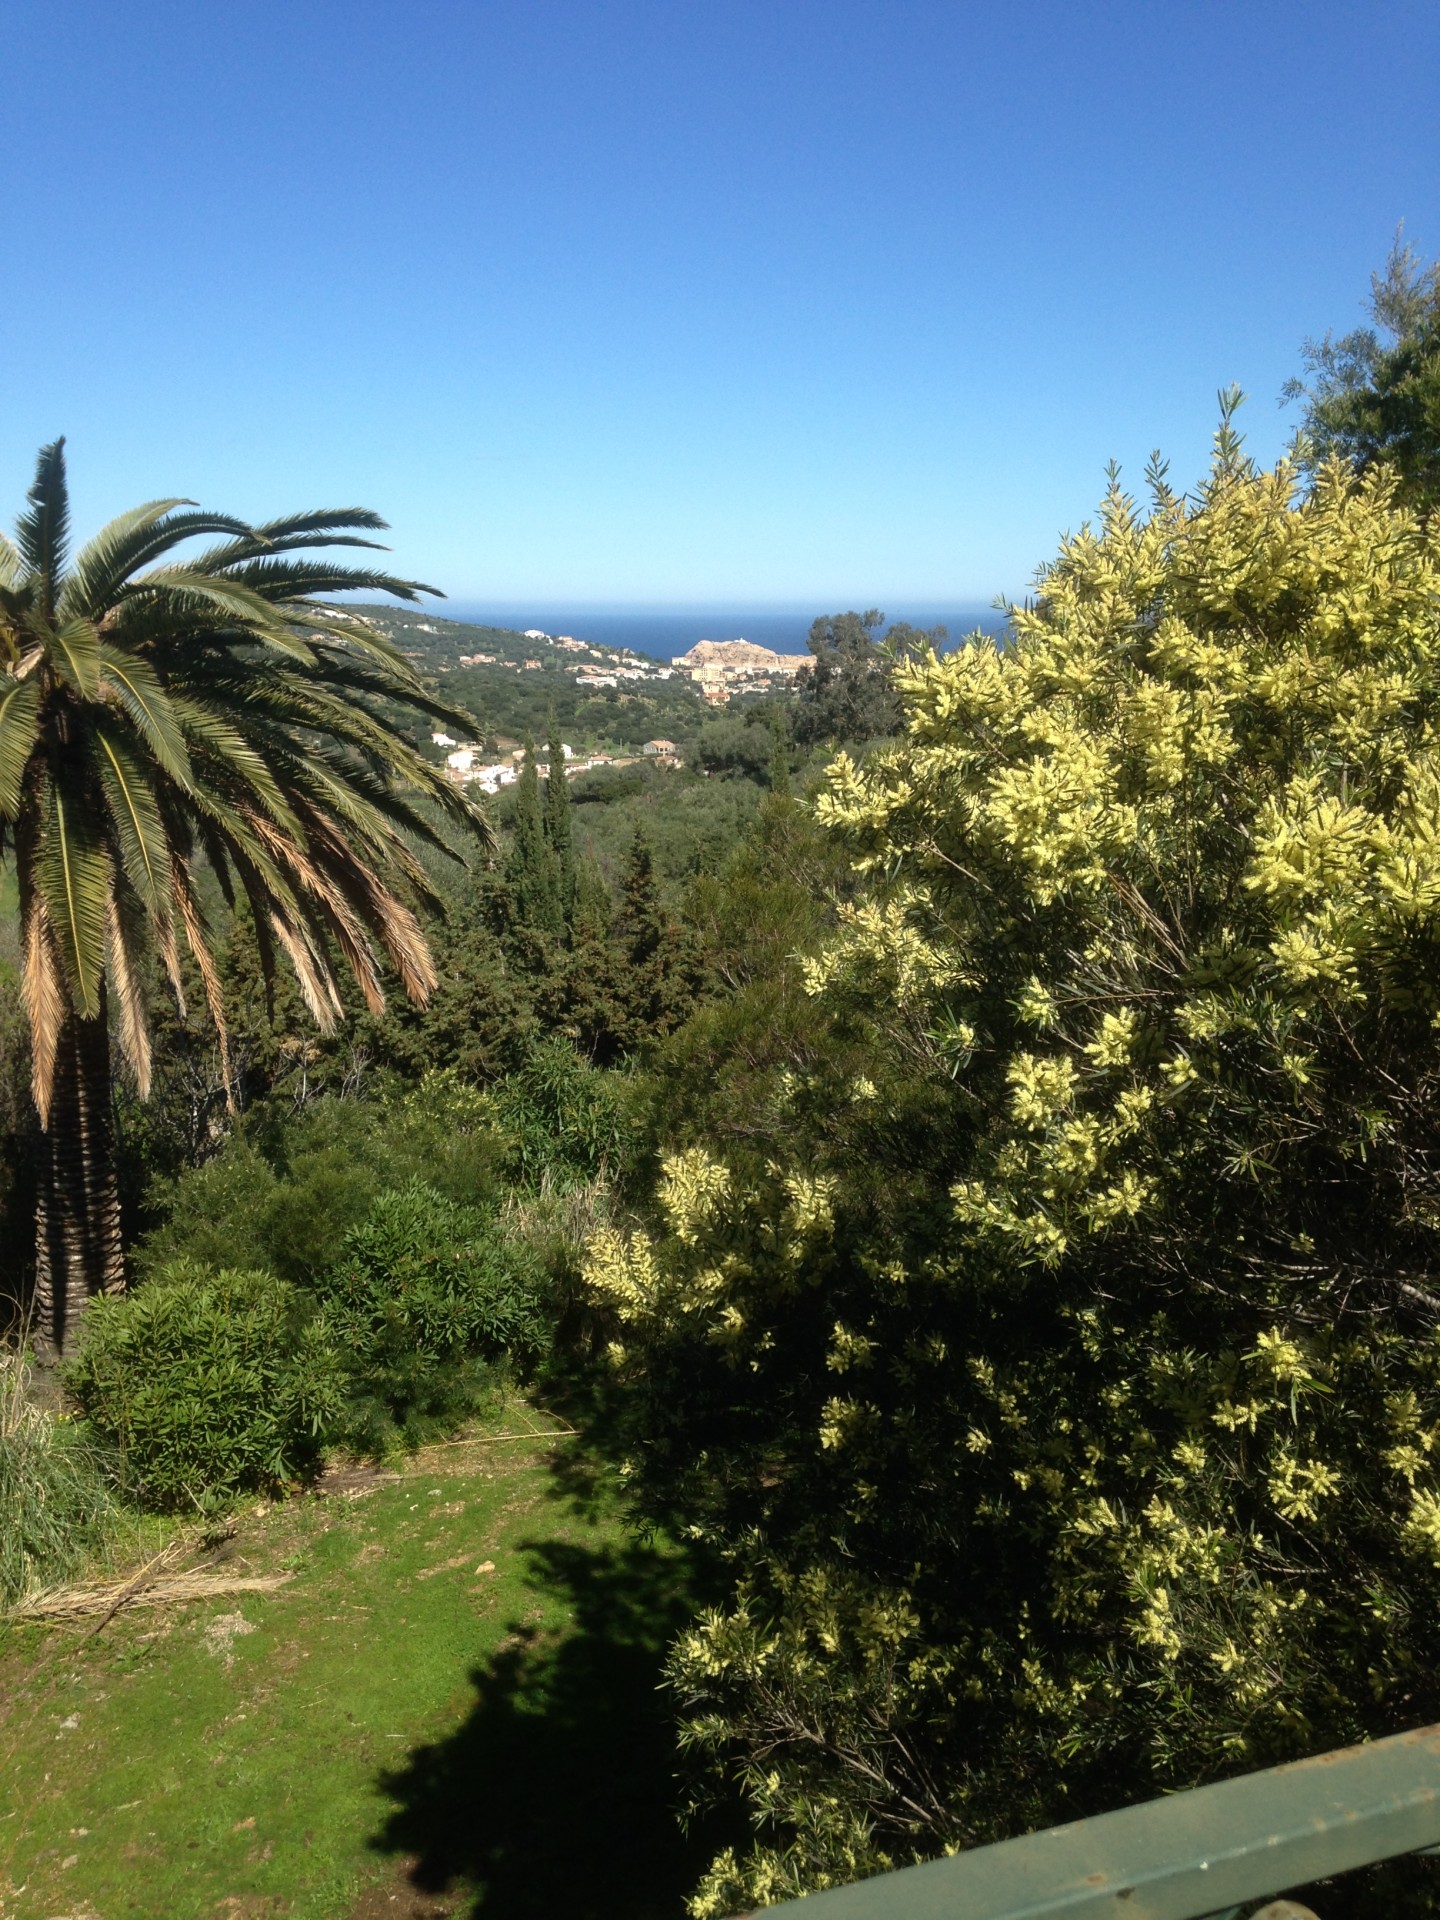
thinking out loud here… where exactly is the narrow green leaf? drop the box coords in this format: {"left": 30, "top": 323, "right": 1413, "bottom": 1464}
{"left": 15, "top": 441, "right": 70, "bottom": 598}
{"left": 64, "top": 507, "right": 257, "bottom": 620}
{"left": 122, "top": 568, "right": 316, "bottom": 658}
{"left": 169, "top": 695, "right": 302, "bottom": 836}
{"left": 60, "top": 499, "right": 190, "bottom": 620}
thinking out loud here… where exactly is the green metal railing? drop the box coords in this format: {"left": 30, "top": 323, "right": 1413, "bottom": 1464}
{"left": 763, "top": 1723, "right": 1440, "bottom": 1920}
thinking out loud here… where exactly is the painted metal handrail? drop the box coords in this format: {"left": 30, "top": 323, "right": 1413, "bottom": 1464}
{"left": 761, "top": 1723, "right": 1440, "bottom": 1920}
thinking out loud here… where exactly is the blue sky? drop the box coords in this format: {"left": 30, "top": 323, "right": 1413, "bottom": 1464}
{"left": 4, "top": 1, "right": 1437, "bottom": 606}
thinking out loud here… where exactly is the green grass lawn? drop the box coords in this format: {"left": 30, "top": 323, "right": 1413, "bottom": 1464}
{"left": 0, "top": 1405, "right": 713, "bottom": 1920}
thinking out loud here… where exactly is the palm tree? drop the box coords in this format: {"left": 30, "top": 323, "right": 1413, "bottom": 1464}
{"left": 0, "top": 440, "right": 491, "bottom": 1354}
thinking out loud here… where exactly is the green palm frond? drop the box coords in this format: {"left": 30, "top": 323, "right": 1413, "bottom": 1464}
{"left": 64, "top": 503, "right": 254, "bottom": 620}
{"left": 0, "top": 530, "right": 21, "bottom": 590}
{"left": 93, "top": 726, "right": 174, "bottom": 919}
{"left": 0, "top": 678, "right": 40, "bottom": 818}
{"left": 168, "top": 695, "right": 303, "bottom": 834}
{"left": 98, "top": 646, "right": 192, "bottom": 781}
{"left": 248, "top": 508, "right": 390, "bottom": 541}
{"left": 39, "top": 784, "right": 110, "bottom": 1019}
{"left": 47, "top": 616, "right": 102, "bottom": 697}
{"left": 191, "top": 509, "right": 389, "bottom": 575}
{"left": 286, "top": 614, "right": 423, "bottom": 679}
{"left": 192, "top": 531, "right": 391, "bottom": 573}
{"left": 213, "top": 557, "right": 443, "bottom": 604}
{"left": 289, "top": 652, "right": 465, "bottom": 713}
{"left": 60, "top": 499, "right": 191, "bottom": 617}
{"left": 15, "top": 441, "right": 70, "bottom": 602}
{"left": 120, "top": 567, "right": 318, "bottom": 654}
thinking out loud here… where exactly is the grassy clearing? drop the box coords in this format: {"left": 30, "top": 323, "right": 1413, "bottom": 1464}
{"left": 0, "top": 1402, "right": 711, "bottom": 1920}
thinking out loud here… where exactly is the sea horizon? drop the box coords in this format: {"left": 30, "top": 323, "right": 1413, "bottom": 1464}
{"left": 439, "top": 602, "right": 1013, "bottom": 662}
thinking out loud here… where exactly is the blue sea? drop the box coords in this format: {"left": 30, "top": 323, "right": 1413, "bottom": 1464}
{"left": 442, "top": 604, "right": 1010, "bottom": 662}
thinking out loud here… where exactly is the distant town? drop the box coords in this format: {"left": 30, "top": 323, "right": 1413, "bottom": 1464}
{"left": 434, "top": 625, "right": 812, "bottom": 703}
{"left": 420, "top": 625, "right": 814, "bottom": 789}
{"left": 434, "top": 733, "right": 681, "bottom": 794}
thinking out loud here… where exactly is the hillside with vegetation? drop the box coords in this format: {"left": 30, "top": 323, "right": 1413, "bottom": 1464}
{"left": 352, "top": 603, "right": 710, "bottom": 757}
{"left": 6, "top": 249, "right": 1440, "bottom": 1920}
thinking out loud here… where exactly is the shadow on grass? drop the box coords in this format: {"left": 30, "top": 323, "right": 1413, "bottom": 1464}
{"left": 371, "top": 1536, "right": 725, "bottom": 1920}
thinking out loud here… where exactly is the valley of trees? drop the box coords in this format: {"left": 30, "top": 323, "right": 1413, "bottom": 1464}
{"left": 6, "top": 247, "right": 1440, "bottom": 1917}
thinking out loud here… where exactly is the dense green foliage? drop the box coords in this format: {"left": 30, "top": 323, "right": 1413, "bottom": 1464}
{"left": 492, "top": 1036, "right": 637, "bottom": 1188}
{"left": 1287, "top": 239, "right": 1440, "bottom": 514}
{"left": 132, "top": 1078, "right": 507, "bottom": 1283}
{"left": 67, "top": 1263, "right": 342, "bottom": 1511}
{"left": 315, "top": 1182, "right": 548, "bottom": 1452}
{"left": 569, "top": 765, "right": 764, "bottom": 896}
{"left": 791, "top": 609, "right": 942, "bottom": 748}
{"left": 588, "top": 423, "right": 1440, "bottom": 1911}
{"left": 69, "top": 1169, "right": 550, "bottom": 1502}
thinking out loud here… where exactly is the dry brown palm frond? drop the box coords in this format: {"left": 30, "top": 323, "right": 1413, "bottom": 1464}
{"left": 364, "top": 886, "right": 436, "bottom": 1003}
{"left": 267, "top": 909, "right": 340, "bottom": 1029}
{"left": 331, "top": 849, "right": 437, "bottom": 1004}
{"left": 105, "top": 894, "right": 152, "bottom": 1097}
{"left": 247, "top": 812, "right": 387, "bottom": 1014}
{"left": 21, "top": 890, "right": 65, "bottom": 1126}
{"left": 12, "top": 1568, "right": 294, "bottom": 1622}
{"left": 172, "top": 860, "right": 233, "bottom": 1101}
{"left": 304, "top": 813, "right": 438, "bottom": 1004}
{"left": 153, "top": 909, "right": 187, "bottom": 1019}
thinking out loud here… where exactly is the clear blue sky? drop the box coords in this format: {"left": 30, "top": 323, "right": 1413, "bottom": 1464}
{"left": 4, "top": 0, "right": 1437, "bottom": 607}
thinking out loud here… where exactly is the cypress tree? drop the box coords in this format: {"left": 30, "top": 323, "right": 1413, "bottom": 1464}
{"left": 507, "top": 738, "right": 563, "bottom": 937}
{"left": 605, "top": 830, "right": 692, "bottom": 1051}
{"left": 768, "top": 709, "right": 792, "bottom": 797}
{"left": 544, "top": 712, "right": 578, "bottom": 923}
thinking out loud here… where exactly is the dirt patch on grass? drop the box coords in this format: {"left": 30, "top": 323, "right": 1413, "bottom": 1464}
{"left": 203, "top": 1609, "right": 259, "bottom": 1665}
{"left": 313, "top": 1465, "right": 403, "bottom": 1500}
{"left": 348, "top": 1858, "right": 459, "bottom": 1918}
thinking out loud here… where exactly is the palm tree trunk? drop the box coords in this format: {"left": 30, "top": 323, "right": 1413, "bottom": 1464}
{"left": 32, "top": 984, "right": 123, "bottom": 1358}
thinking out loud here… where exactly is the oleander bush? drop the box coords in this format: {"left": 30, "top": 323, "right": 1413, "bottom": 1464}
{"left": 589, "top": 419, "right": 1440, "bottom": 1913}
{"left": 67, "top": 1263, "right": 344, "bottom": 1512}
{"left": 493, "top": 1036, "right": 637, "bottom": 1189}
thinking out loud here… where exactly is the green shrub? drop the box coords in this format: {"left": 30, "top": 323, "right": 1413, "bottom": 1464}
{"left": 493, "top": 1038, "right": 636, "bottom": 1188}
{"left": 315, "top": 1182, "right": 550, "bottom": 1452}
{"left": 132, "top": 1140, "right": 282, "bottom": 1279}
{"left": 1, "top": 1348, "right": 118, "bottom": 1607}
{"left": 67, "top": 1264, "right": 344, "bottom": 1512}
{"left": 135, "top": 1077, "right": 507, "bottom": 1285}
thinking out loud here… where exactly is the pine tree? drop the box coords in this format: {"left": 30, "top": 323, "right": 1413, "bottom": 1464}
{"left": 573, "top": 855, "right": 613, "bottom": 939}
{"left": 1286, "top": 238, "right": 1440, "bottom": 512}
